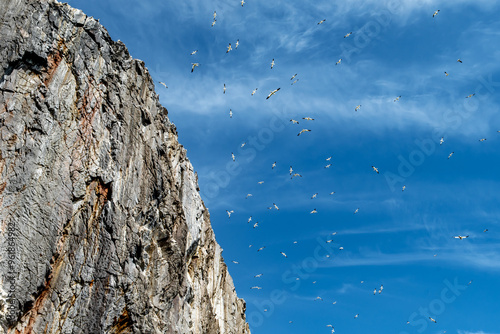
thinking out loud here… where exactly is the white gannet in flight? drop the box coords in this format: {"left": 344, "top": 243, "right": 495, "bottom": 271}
{"left": 213, "top": 10, "right": 217, "bottom": 19}
{"left": 257, "top": 246, "right": 266, "bottom": 252}
{"left": 354, "top": 314, "right": 359, "bottom": 318}
{"left": 297, "top": 129, "right": 311, "bottom": 136}
{"left": 394, "top": 95, "right": 401, "bottom": 102}
{"left": 484, "top": 228, "right": 489, "bottom": 232}
{"left": 444, "top": 71, "right": 449, "bottom": 76}
{"left": 191, "top": 63, "right": 199, "bottom": 72}
{"left": 466, "top": 93, "right": 475, "bottom": 98}
{"left": 248, "top": 216, "right": 252, "bottom": 223}
{"left": 291, "top": 173, "right": 302, "bottom": 179}
{"left": 325, "top": 164, "right": 332, "bottom": 168}
{"left": 254, "top": 274, "right": 263, "bottom": 278}
{"left": 402, "top": 185, "right": 406, "bottom": 192}
{"left": 159, "top": 81, "right": 168, "bottom": 88}
{"left": 311, "top": 193, "right": 318, "bottom": 199}
{"left": 223, "top": 83, "right": 226, "bottom": 94}
{"left": 258, "top": 181, "right": 264, "bottom": 184}
{"left": 291, "top": 73, "right": 297, "bottom": 80}
{"left": 330, "top": 191, "right": 335, "bottom": 195}
{"left": 433, "top": 10, "right": 440, "bottom": 17}
{"left": 339, "top": 246, "right": 344, "bottom": 250}
{"left": 252, "top": 88, "right": 258, "bottom": 95}
{"left": 379, "top": 284, "right": 383, "bottom": 294}
{"left": 231, "top": 152, "right": 235, "bottom": 161}
{"left": 246, "top": 194, "right": 252, "bottom": 199}
{"left": 271, "top": 58, "right": 275, "bottom": 69}
{"left": 273, "top": 203, "right": 279, "bottom": 210}
{"left": 310, "top": 208, "right": 317, "bottom": 214}
{"left": 302, "top": 117, "right": 314, "bottom": 121}
{"left": 457, "top": 59, "right": 462, "bottom": 63}
{"left": 226, "top": 43, "right": 232, "bottom": 53}
{"left": 479, "top": 138, "right": 487, "bottom": 142}
{"left": 289, "top": 166, "right": 293, "bottom": 175}
{"left": 235, "top": 39, "right": 239, "bottom": 49}
{"left": 454, "top": 235, "right": 469, "bottom": 240}
{"left": 326, "top": 156, "right": 332, "bottom": 161}
{"left": 336, "top": 58, "right": 342, "bottom": 65}
{"left": 250, "top": 286, "right": 262, "bottom": 289}
{"left": 354, "top": 208, "right": 359, "bottom": 214}
{"left": 280, "top": 252, "right": 287, "bottom": 258}
{"left": 317, "top": 19, "right": 326, "bottom": 25}
{"left": 253, "top": 222, "right": 259, "bottom": 228}
{"left": 448, "top": 152, "right": 454, "bottom": 159}
{"left": 229, "top": 109, "right": 233, "bottom": 118}
{"left": 291, "top": 79, "right": 299, "bottom": 85}
{"left": 211, "top": 19, "right": 216, "bottom": 27}
{"left": 272, "top": 161, "right": 276, "bottom": 169}
{"left": 241, "top": 0, "right": 245, "bottom": 6}
{"left": 266, "top": 87, "right": 280, "bottom": 99}
{"left": 232, "top": 260, "right": 239, "bottom": 264}
{"left": 373, "top": 288, "right": 377, "bottom": 295}
{"left": 355, "top": 104, "right": 361, "bottom": 111}
{"left": 440, "top": 137, "right": 444, "bottom": 145}
{"left": 190, "top": 50, "right": 198, "bottom": 55}
{"left": 226, "top": 210, "right": 234, "bottom": 218}
{"left": 372, "top": 166, "right": 379, "bottom": 174}
{"left": 429, "top": 317, "right": 437, "bottom": 323}
{"left": 344, "top": 32, "right": 352, "bottom": 38}
{"left": 290, "top": 119, "right": 299, "bottom": 124}
{"left": 241, "top": 142, "right": 246, "bottom": 147}
{"left": 315, "top": 296, "right": 323, "bottom": 301}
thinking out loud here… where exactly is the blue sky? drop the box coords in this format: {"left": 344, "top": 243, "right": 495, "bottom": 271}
{"left": 67, "top": 0, "right": 500, "bottom": 333}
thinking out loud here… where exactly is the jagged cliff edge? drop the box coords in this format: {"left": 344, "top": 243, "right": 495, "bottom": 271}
{"left": 0, "top": 0, "right": 250, "bottom": 333}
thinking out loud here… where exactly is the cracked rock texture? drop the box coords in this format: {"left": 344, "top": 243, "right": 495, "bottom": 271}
{"left": 0, "top": 0, "right": 250, "bottom": 333}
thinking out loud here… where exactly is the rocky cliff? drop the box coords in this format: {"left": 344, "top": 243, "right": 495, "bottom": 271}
{"left": 0, "top": 0, "right": 249, "bottom": 333}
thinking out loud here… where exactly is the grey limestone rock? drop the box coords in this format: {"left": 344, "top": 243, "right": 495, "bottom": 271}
{"left": 0, "top": 0, "right": 250, "bottom": 333}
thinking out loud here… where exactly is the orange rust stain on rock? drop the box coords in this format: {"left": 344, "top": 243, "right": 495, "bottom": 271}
{"left": 43, "top": 51, "right": 63, "bottom": 87}
{"left": 111, "top": 308, "right": 132, "bottom": 334}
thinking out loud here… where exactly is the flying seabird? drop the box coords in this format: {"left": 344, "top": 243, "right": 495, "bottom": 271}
{"left": 213, "top": 10, "right": 217, "bottom": 19}
{"left": 402, "top": 185, "right": 406, "bottom": 192}
{"left": 448, "top": 152, "right": 454, "bottom": 159}
{"left": 223, "top": 83, "right": 226, "bottom": 94}
{"left": 311, "top": 193, "right": 318, "bottom": 199}
{"left": 272, "top": 161, "right": 276, "bottom": 169}
{"left": 429, "top": 317, "right": 437, "bottom": 323}
{"left": 254, "top": 274, "right": 263, "bottom": 278}
{"left": 257, "top": 246, "right": 266, "bottom": 252}
{"left": 280, "top": 252, "right": 287, "bottom": 258}
{"left": 253, "top": 222, "right": 259, "bottom": 228}
{"left": 440, "top": 137, "right": 444, "bottom": 145}
{"left": 297, "top": 129, "right": 311, "bottom": 136}
{"left": 372, "top": 166, "right": 379, "bottom": 174}
{"left": 232, "top": 260, "right": 239, "bottom": 264}
{"left": 466, "top": 93, "right": 475, "bottom": 98}
{"left": 211, "top": 19, "right": 216, "bottom": 27}
{"left": 235, "top": 39, "right": 239, "bottom": 49}
{"left": 291, "top": 79, "right": 299, "bottom": 85}
{"left": 344, "top": 32, "right": 352, "bottom": 38}
{"left": 479, "top": 138, "right": 487, "bottom": 142}
{"left": 241, "top": 0, "right": 245, "bottom": 6}
{"left": 231, "top": 152, "right": 235, "bottom": 161}
{"left": 229, "top": 109, "right": 233, "bottom": 118}
{"left": 252, "top": 88, "right": 258, "bottom": 95}
{"left": 191, "top": 63, "right": 199, "bottom": 72}
{"left": 310, "top": 208, "right": 317, "bottom": 214}
{"left": 354, "top": 208, "right": 359, "bottom": 214}
{"left": 190, "top": 50, "right": 198, "bottom": 55}
{"left": 271, "top": 58, "right": 275, "bottom": 69}
{"left": 241, "top": 142, "right": 246, "bottom": 147}
{"left": 246, "top": 194, "right": 252, "bottom": 199}
{"left": 317, "top": 19, "right": 326, "bottom": 25}
{"left": 457, "top": 59, "right": 462, "bottom": 63}
{"left": 273, "top": 203, "right": 279, "bottom": 210}
{"left": 325, "top": 164, "right": 332, "bottom": 168}
{"left": 432, "top": 10, "right": 440, "bottom": 17}
{"left": 291, "top": 73, "right": 297, "bottom": 80}
{"left": 326, "top": 156, "right": 332, "bottom": 161}
{"left": 454, "top": 235, "right": 469, "bottom": 240}
{"left": 336, "top": 58, "right": 342, "bottom": 65}
{"left": 250, "top": 286, "right": 262, "bottom": 290}
{"left": 394, "top": 95, "right": 401, "bottom": 102}
{"left": 226, "top": 210, "right": 234, "bottom": 218}
{"left": 315, "top": 296, "right": 323, "bottom": 301}
{"left": 289, "top": 166, "right": 293, "bottom": 175}
{"left": 266, "top": 88, "right": 280, "bottom": 99}
{"left": 248, "top": 216, "right": 252, "bottom": 223}
{"left": 258, "top": 181, "right": 264, "bottom": 184}
{"left": 159, "top": 81, "right": 168, "bottom": 88}
{"left": 290, "top": 119, "right": 299, "bottom": 124}
{"left": 302, "top": 117, "right": 314, "bottom": 121}
{"left": 444, "top": 71, "right": 449, "bottom": 76}
{"left": 291, "top": 173, "right": 302, "bottom": 179}
{"left": 226, "top": 43, "right": 232, "bottom": 53}
{"left": 355, "top": 104, "right": 361, "bottom": 111}
{"left": 330, "top": 191, "right": 335, "bottom": 195}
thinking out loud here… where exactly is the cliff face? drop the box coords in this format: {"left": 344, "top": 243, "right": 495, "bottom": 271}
{"left": 0, "top": 0, "right": 249, "bottom": 333}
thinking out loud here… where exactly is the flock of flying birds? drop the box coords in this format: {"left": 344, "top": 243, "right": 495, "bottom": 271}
{"left": 153, "top": 5, "right": 497, "bottom": 333}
